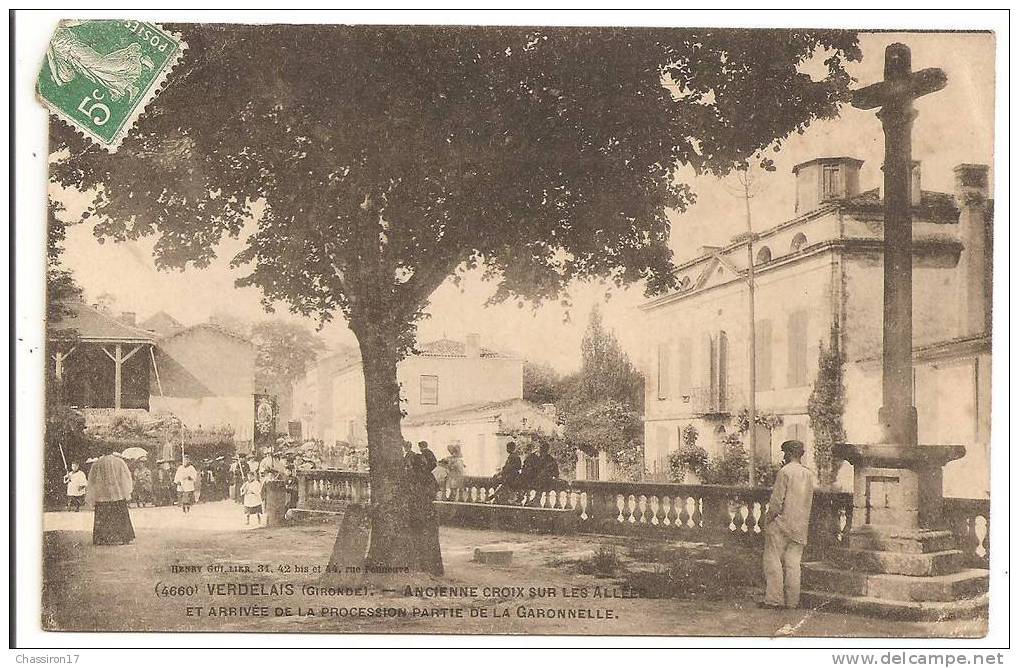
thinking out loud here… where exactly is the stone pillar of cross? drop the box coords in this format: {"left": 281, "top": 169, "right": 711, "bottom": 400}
{"left": 851, "top": 43, "right": 946, "bottom": 446}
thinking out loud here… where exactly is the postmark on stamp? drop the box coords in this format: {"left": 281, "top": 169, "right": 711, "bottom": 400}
{"left": 37, "top": 20, "right": 187, "bottom": 152}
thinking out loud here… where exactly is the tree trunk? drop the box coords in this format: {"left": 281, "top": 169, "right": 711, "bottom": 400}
{"left": 355, "top": 323, "right": 416, "bottom": 572}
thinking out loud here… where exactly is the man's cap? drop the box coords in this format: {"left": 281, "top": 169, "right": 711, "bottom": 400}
{"left": 780, "top": 440, "right": 805, "bottom": 456}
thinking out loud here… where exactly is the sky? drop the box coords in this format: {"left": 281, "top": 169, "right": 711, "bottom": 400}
{"left": 54, "top": 31, "right": 995, "bottom": 374}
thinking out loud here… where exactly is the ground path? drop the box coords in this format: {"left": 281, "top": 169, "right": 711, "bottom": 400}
{"left": 42, "top": 501, "right": 986, "bottom": 637}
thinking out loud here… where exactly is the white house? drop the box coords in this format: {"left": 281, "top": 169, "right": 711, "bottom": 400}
{"left": 291, "top": 335, "right": 559, "bottom": 475}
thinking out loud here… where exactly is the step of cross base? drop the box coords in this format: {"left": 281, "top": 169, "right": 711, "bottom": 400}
{"left": 826, "top": 546, "right": 963, "bottom": 576}
{"left": 847, "top": 528, "right": 957, "bottom": 554}
{"left": 799, "top": 590, "right": 988, "bottom": 622}
{"left": 802, "top": 563, "right": 988, "bottom": 602}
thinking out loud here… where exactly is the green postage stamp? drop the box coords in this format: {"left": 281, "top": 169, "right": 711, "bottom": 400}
{"left": 37, "top": 20, "right": 186, "bottom": 152}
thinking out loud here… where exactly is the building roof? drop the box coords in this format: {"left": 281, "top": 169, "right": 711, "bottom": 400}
{"left": 48, "top": 302, "right": 156, "bottom": 343}
{"left": 791, "top": 156, "right": 865, "bottom": 174}
{"left": 401, "top": 398, "right": 554, "bottom": 428}
{"left": 138, "top": 311, "right": 183, "bottom": 337}
{"left": 416, "top": 338, "right": 514, "bottom": 359}
{"left": 846, "top": 187, "right": 960, "bottom": 220}
{"left": 159, "top": 322, "right": 256, "bottom": 347}
{"left": 855, "top": 333, "right": 990, "bottom": 365}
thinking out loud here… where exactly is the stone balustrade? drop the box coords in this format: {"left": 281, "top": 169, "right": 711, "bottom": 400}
{"left": 294, "top": 469, "right": 988, "bottom": 566}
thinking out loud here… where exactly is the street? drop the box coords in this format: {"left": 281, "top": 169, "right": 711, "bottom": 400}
{"left": 42, "top": 501, "right": 987, "bottom": 637}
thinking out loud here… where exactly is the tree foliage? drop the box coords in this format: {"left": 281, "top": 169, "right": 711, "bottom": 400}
{"left": 807, "top": 322, "right": 847, "bottom": 485}
{"left": 522, "top": 360, "right": 564, "bottom": 405}
{"left": 563, "top": 400, "right": 645, "bottom": 481}
{"left": 250, "top": 319, "right": 326, "bottom": 395}
{"left": 46, "top": 199, "right": 84, "bottom": 327}
{"left": 575, "top": 303, "right": 645, "bottom": 410}
{"left": 49, "top": 25, "right": 859, "bottom": 338}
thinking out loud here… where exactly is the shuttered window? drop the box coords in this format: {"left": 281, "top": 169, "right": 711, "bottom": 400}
{"left": 787, "top": 310, "right": 809, "bottom": 387}
{"left": 676, "top": 338, "right": 692, "bottom": 395}
{"left": 657, "top": 343, "right": 671, "bottom": 399}
{"left": 420, "top": 375, "right": 439, "bottom": 405}
{"left": 755, "top": 319, "right": 773, "bottom": 390}
{"left": 822, "top": 165, "right": 843, "bottom": 199}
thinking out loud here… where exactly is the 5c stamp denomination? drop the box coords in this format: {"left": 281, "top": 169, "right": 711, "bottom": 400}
{"left": 37, "top": 19, "right": 186, "bottom": 151}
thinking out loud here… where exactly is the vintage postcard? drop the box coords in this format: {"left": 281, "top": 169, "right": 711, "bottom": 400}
{"left": 26, "top": 17, "right": 1000, "bottom": 643}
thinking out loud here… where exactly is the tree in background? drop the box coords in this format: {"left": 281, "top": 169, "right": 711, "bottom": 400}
{"left": 522, "top": 360, "right": 564, "bottom": 405}
{"left": 555, "top": 305, "right": 647, "bottom": 480}
{"left": 250, "top": 319, "right": 327, "bottom": 420}
{"left": 576, "top": 303, "right": 644, "bottom": 410}
{"left": 47, "top": 199, "right": 84, "bottom": 323}
{"left": 208, "top": 309, "right": 253, "bottom": 338}
{"left": 45, "top": 199, "right": 88, "bottom": 506}
{"left": 49, "top": 25, "right": 859, "bottom": 570}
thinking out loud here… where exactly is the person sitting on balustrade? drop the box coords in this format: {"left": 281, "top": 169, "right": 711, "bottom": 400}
{"left": 492, "top": 441, "right": 523, "bottom": 504}
{"left": 519, "top": 442, "right": 560, "bottom": 505}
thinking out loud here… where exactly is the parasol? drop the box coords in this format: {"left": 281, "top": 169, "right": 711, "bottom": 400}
{"left": 121, "top": 447, "right": 149, "bottom": 460}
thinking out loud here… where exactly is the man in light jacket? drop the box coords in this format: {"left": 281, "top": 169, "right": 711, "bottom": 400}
{"left": 760, "top": 440, "right": 815, "bottom": 609}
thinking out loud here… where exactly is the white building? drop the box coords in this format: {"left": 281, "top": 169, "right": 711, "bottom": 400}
{"left": 640, "top": 158, "right": 992, "bottom": 498}
{"left": 291, "top": 335, "right": 558, "bottom": 475}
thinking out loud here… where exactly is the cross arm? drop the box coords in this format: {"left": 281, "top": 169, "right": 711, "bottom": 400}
{"left": 851, "top": 67, "right": 948, "bottom": 110}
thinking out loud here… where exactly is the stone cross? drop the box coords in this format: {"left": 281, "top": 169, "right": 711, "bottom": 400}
{"left": 852, "top": 43, "right": 946, "bottom": 446}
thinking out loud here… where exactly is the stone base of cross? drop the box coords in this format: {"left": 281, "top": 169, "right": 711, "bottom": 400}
{"left": 801, "top": 444, "right": 987, "bottom": 619}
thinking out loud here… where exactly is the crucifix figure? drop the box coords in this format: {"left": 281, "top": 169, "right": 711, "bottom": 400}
{"left": 852, "top": 43, "right": 946, "bottom": 446}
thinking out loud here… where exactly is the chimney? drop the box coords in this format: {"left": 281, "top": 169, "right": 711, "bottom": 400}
{"left": 118, "top": 311, "right": 136, "bottom": 327}
{"left": 954, "top": 163, "right": 990, "bottom": 204}
{"left": 792, "top": 157, "right": 864, "bottom": 214}
{"left": 953, "top": 164, "right": 992, "bottom": 336}
{"left": 465, "top": 333, "right": 481, "bottom": 358}
{"left": 910, "top": 161, "right": 922, "bottom": 206}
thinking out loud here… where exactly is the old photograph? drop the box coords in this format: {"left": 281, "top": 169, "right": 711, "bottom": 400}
{"left": 27, "top": 18, "right": 997, "bottom": 640}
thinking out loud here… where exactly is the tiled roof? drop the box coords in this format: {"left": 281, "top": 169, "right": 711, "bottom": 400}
{"left": 138, "top": 311, "right": 183, "bottom": 336}
{"left": 48, "top": 302, "right": 156, "bottom": 343}
{"left": 847, "top": 188, "right": 960, "bottom": 217}
{"left": 416, "top": 338, "right": 513, "bottom": 359}
{"left": 160, "top": 322, "right": 255, "bottom": 347}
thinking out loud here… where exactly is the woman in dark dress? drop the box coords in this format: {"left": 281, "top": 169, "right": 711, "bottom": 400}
{"left": 85, "top": 451, "right": 135, "bottom": 545}
{"left": 402, "top": 441, "right": 444, "bottom": 576}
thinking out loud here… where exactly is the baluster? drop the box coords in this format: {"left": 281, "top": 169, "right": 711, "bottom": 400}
{"left": 688, "top": 496, "right": 701, "bottom": 529}
{"left": 675, "top": 495, "right": 690, "bottom": 529}
{"left": 959, "top": 515, "right": 978, "bottom": 562}
{"left": 649, "top": 496, "right": 660, "bottom": 526}
{"left": 737, "top": 500, "right": 750, "bottom": 534}
{"left": 976, "top": 515, "right": 988, "bottom": 560}
{"left": 660, "top": 496, "right": 672, "bottom": 527}
{"left": 615, "top": 495, "right": 625, "bottom": 523}
{"left": 627, "top": 494, "right": 638, "bottom": 524}
{"left": 636, "top": 495, "right": 648, "bottom": 524}
{"left": 748, "top": 501, "right": 762, "bottom": 534}
{"left": 579, "top": 491, "right": 589, "bottom": 522}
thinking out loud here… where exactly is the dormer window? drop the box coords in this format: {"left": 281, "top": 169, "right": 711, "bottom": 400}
{"left": 822, "top": 165, "right": 843, "bottom": 200}
{"left": 756, "top": 246, "right": 772, "bottom": 265}
{"left": 790, "top": 232, "right": 807, "bottom": 252}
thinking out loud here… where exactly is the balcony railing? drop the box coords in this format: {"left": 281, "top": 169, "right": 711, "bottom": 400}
{"left": 686, "top": 384, "right": 745, "bottom": 415}
{"left": 294, "top": 469, "right": 989, "bottom": 567}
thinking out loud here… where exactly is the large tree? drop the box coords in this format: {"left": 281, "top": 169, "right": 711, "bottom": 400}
{"left": 49, "top": 24, "right": 860, "bottom": 570}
